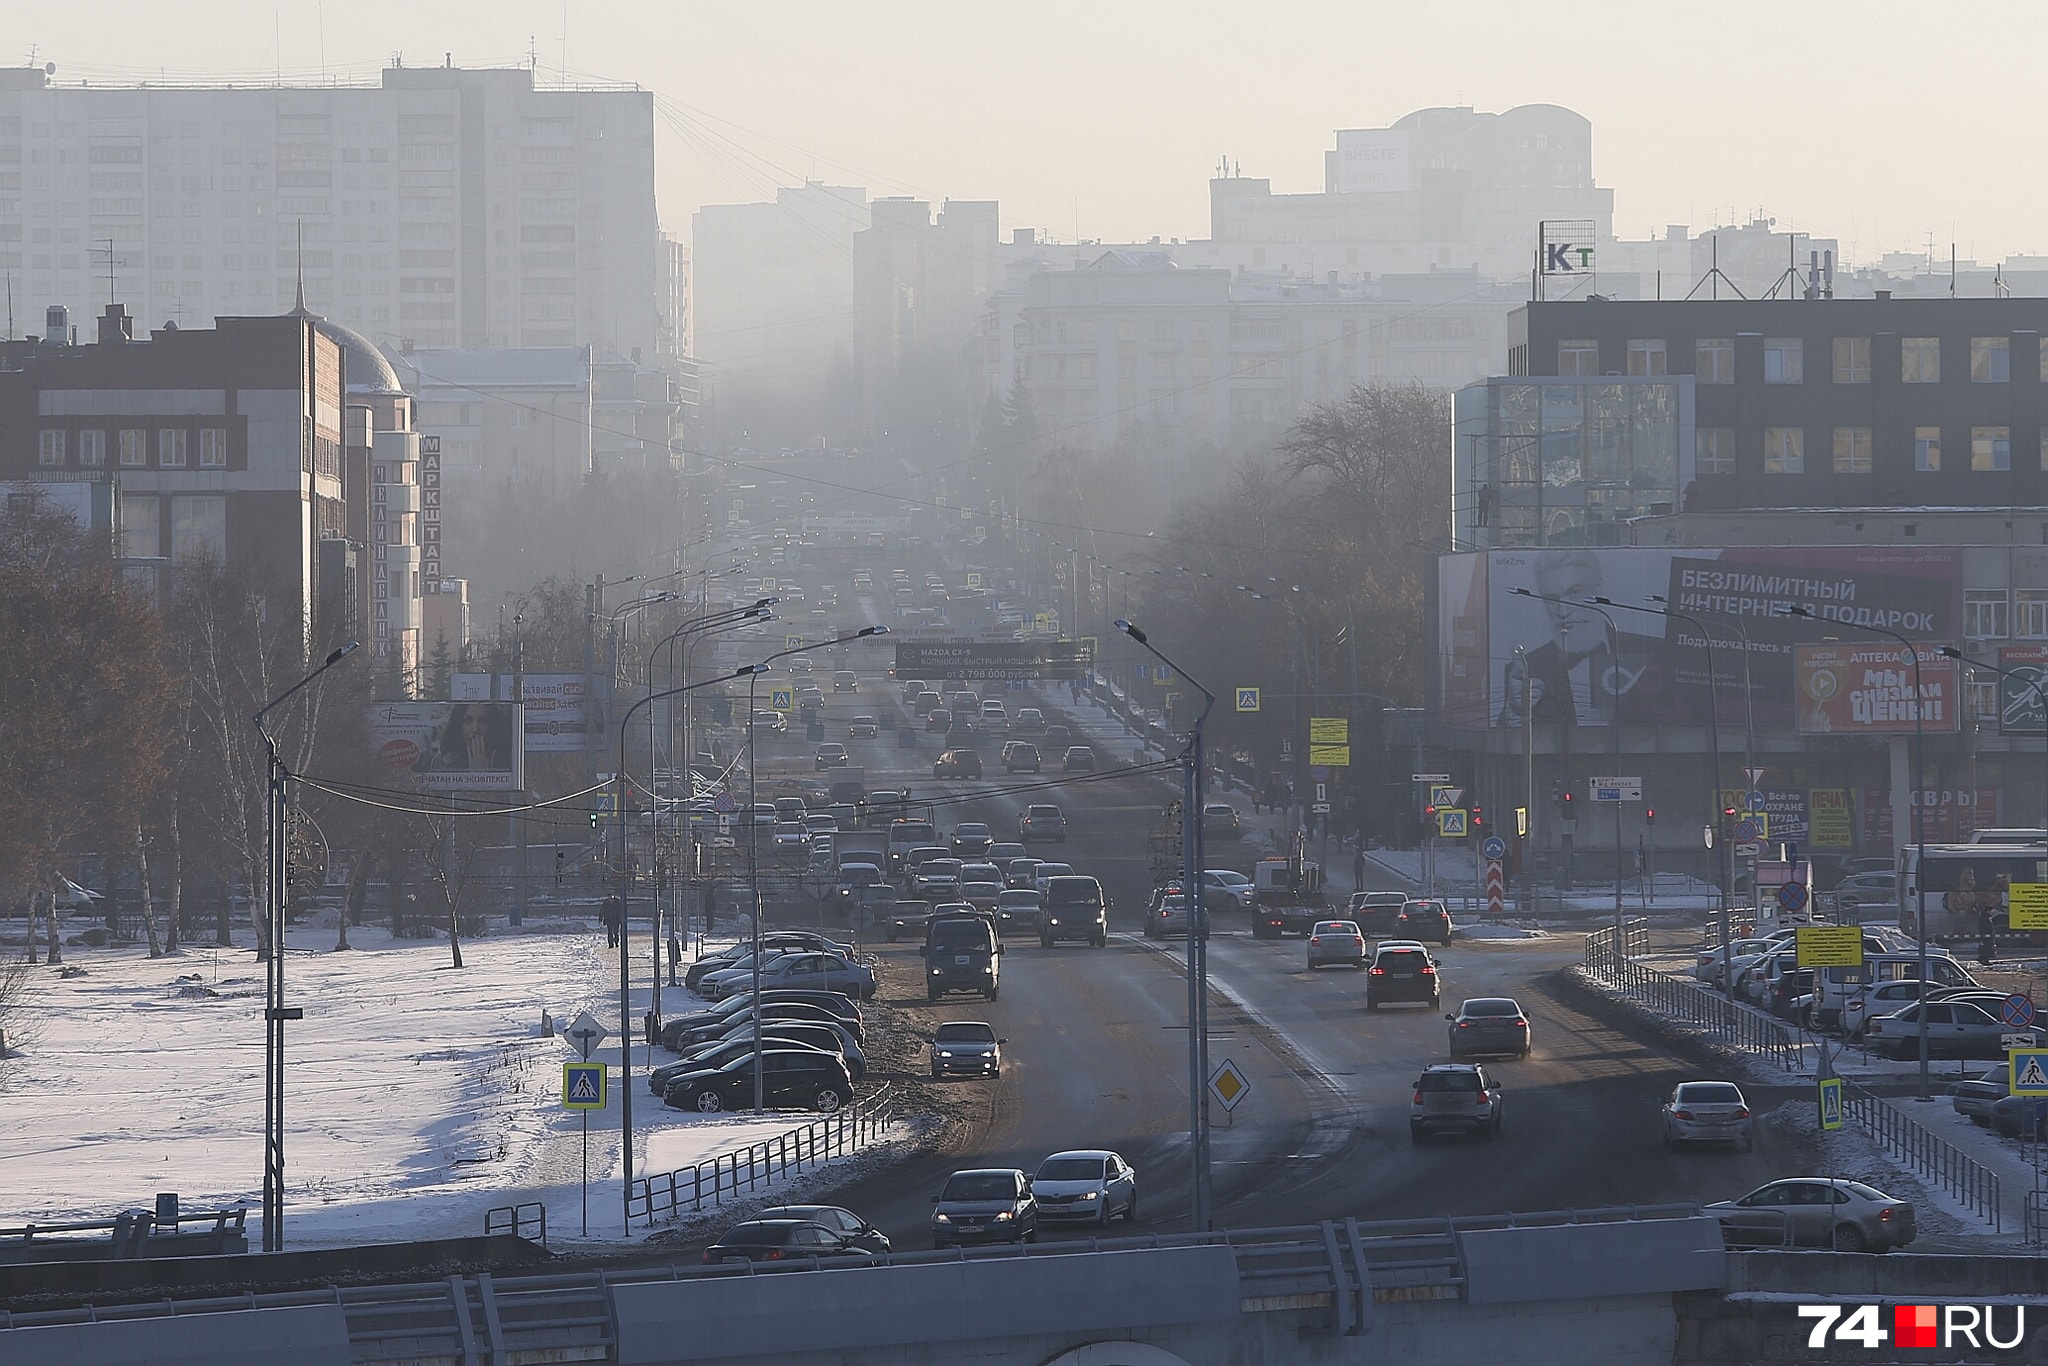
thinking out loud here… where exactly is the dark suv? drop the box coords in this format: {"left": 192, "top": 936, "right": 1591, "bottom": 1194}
{"left": 1040, "top": 874, "right": 1109, "bottom": 947}
{"left": 1366, "top": 942, "right": 1440, "bottom": 1010}
{"left": 1348, "top": 891, "right": 1409, "bottom": 936}
{"left": 1393, "top": 900, "right": 1453, "bottom": 946}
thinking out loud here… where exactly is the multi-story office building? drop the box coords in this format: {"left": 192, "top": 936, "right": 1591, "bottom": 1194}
{"left": 0, "top": 62, "right": 658, "bottom": 360}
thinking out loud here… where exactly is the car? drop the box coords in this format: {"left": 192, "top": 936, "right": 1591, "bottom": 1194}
{"left": 720, "top": 1020, "right": 866, "bottom": 1081}
{"left": 883, "top": 898, "right": 934, "bottom": 943}
{"left": 1200, "top": 803, "right": 1242, "bottom": 838}
{"left": 1446, "top": 996, "right": 1531, "bottom": 1059}
{"left": 1044, "top": 724, "right": 1073, "bottom": 749}
{"left": 1041, "top": 874, "right": 1109, "bottom": 947}
{"left": 945, "top": 717, "right": 978, "bottom": 744}
{"left": 1348, "top": 891, "right": 1409, "bottom": 936}
{"left": 1833, "top": 871, "right": 1899, "bottom": 918}
{"left": 1062, "top": 745, "right": 1097, "bottom": 772}
{"left": 752, "top": 1205, "right": 890, "bottom": 1254}
{"left": 1003, "top": 857, "right": 1043, "bottom": 890}
{"left": 1704, "top": 1178, "right": 1915, "bottom": 1252}
{"left": 1393, "top": 900, "right": 1453, "bottom": 946}
{"left": 649, "top": 1039, "right": 834, "bottom": 1096}
{"left": 930, "top": 1168, "right": 1037, "bottom": 1248}
{"left": 1693, "top": 938, "right": 1779, "bottom": 984}
{"left": 662, "top": 1050, "right": 855, "bottom": 1114}
{"left": 913, "top": 691, "right": 943, "bottom": 717}
{"left": 1001, "top": 740, "right": 1042, "bottom": 773}
{"left": 949, "top": 822, "right": 995, "bottom": 858}
{"left": 848, "top": 715, "right": 879, "bottom": 739}
{"left": 1032, "top": 1150, "right": 1138, "bottom": 1226}
{"left": 979, "top": 700, "right": 1009, "bottom": 728}
{"left": 1144, "top": 892, "right": 1208, "bottom": 940}
{"left": 986, "top": 841, "right": 1027, "bottom": 869}
{"left": 1013, "top": 708, "right": 1046, "bottom": 733}
{"left": 832, "top": 670, "right": 859, "bottom": 693}
{"left": 929, "top": 1020, "right": 1004, "bottom": 1078}
{"left": 770, "top": 819, "right": 809, "bottom": 849}
{"left": 1842, "top": 979, "right": 1944, "bottom": 1039}
{"left": 1864, "top": 997, "right": 2009, "bottom": 1059}
{"left": 669, "top": 1001, "right": 865, "bottom": 1052}
{"left": 911, "top": 857, "right": 964, "bottom": 900}
{"left": 788, "top": 655, "right": 815, "bottom": 674}
{"left": 993, "top": 888, "right": 1043, "bottom": 934}
{"left": 958, "top": 879, "right": 1003, "bottom": 913}
{"left": 899, "top": 678, "right": 927, "bottom": 702}
{"left": 1031, "top": 861, "right": 1075, "bottom": 894}
{"left": 1950, "top": 1066, "right": 2013, "bottom": 1125}
{"left": 1305, "top": 920, "right": 1367, "bottom": 968}
{"left": 1659, "top": 1080, "right": 1752, "bottom": 1149}
{"left": 933, "top": 748, "right": 983, "bottom": 779}
{"left": 1989, "top": 1092, "right": 2048, "bottom": 1138}
{"left": 749, "top": 709, "right": 789, "bottom": 734}
{"left": 700, "top": 1218, "right": 877, "bottom": 1265}
{"left": 1367, "top": 941, "right": 1440, "bottom": 1010}
{"left": 813, "top": 742, "right": 850, "bottom": 771}
{"left": 1197, "top": 868, "right": 1257, "bottom": 915}
{"left": 1020, "top": 804, "right": 1067, "bottom": 843}
{"left": 684, "top": 932, "right": 844, "bottom": 991}
{"left": 1410, "top": 1062, "right": 1503, "bottom": 1142}
{"left": 925, "top": 707, "right": 953, "bottom": 733}
{"left": 705, "top": 951, "right": 877, "bottom": 1002}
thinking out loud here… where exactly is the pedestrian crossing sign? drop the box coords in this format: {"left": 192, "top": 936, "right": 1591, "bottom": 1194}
{"left": 1817, "top": 1076, "right": 1843, "bottom": 1132}
{"left": 1437, "top": 808, "right": 1468, "bottom": 838}
{"left": 563, "top": 1062, "right": 607, "bottom": 1111}
{"left": 1236, "top": 687, "right": 1261, "bottom": 713}
{"left": 2011, "top": 1048, "right": 2048, "bottom": 1095}
{"left": 770, "top": 688, "right": 794, "bottom": 712}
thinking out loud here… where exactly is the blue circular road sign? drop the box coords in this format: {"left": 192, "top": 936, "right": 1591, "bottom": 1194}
{"left": 1482, "top": 836, "right": 1507, "bottom": 861}
{"left": 713, "top": 792, "right": 737, "bottom": 814}
{"left": 1777, "top": 882, "right": 1809, "bottom": 913}
{"left": 1734, "top": 818, "right": 1760, "bottom": 844}
{"left": 2002, "top": 993, "right": 2037, "bottom": 1028}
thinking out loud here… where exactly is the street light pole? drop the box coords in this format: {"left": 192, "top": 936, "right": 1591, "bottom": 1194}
{"left": 250, "top": 639, "right": 359, "bottom": 1253}
{"left": 616, "top": 664, "right": 764, "bottom": 1231}
{"left": 1782, "top": 606, "right": 1933, "bottom": 1101}
{"left": 1116, "top": 618, "right": 1217, "bottom": 1233}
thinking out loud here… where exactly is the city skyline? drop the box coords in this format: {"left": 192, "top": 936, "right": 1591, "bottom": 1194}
{"left": 19, "top": 0, "right": 2048, "bottom": 270}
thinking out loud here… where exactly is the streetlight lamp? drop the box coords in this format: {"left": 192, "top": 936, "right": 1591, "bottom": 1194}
{"left": 1940, "top": 646, "right": 2048, "bottom": 942}
{"left": 615, "top": 664, "right": 766, "bottom": 1230}
{"left": 1115, "top": 617, "right": 1217, "bottom": 1233}
{"left": 250, "top": 638, "right": 359, "bottom": 1253}
{"left": 1511, "top": 587, "right": 1628, "bottom": 945}
{"left": 745, "top": 626, "right": 890, "bottom": 1112}
{"left": 1781, "top": 605, "right": 1935, "bottom": 1101}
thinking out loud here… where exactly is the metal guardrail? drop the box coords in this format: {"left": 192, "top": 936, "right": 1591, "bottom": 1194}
{"left": 0, "top": 1206, "right": 247, "bottom": 1243}
{"left": 625, "top": 1084, "right": 897, "bottom": 1228}
{"left": 1, "top": 1204, "right": 1712, "bottom": 1354}
{"left": 1583, "top": 924, "right": 1800, "bottom": 1070}
{"left": 2029, "top": 1189, "right": 2048, "bottom": 1248}
{"left": 482, "top": 1201, "right": 547, "bottom": 1248}
{"left": 1840, "top": 1081, "right": 2002, "bottom": 1232}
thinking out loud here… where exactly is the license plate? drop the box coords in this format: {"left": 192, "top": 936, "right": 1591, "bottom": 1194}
{"left": 955, "top": 955, "right": 970, "bottom": 965}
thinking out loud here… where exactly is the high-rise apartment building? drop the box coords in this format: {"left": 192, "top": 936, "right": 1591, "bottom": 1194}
{"left": 0, "top": 62, "right": 658, "bottom": 360}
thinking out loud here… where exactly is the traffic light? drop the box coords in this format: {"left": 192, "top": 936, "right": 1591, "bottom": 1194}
{"left": 1644, "top": 808, "right": 1656, "bottom": 828}
{"left": 590, "top": 808, "right": 601, "bottom": 829}
{"left": 1560, "top": 789, "right": 1574, "bottom": 817}
{"left": 1550, "top": 781, "right": 1562, "bottom": 813}
{"left": 1471, "top": 804, "right": 1485, "bottom": 834}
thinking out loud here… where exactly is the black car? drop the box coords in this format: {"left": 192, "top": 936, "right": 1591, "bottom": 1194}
{"left": 1393, "top": 901, "right": 1452, "bottom": 946}
{"left": 669, "top": 1000, "right": 864, "bottom": 1052}
{"left": 930, "top": 1168, "right": 1037, "bottom": 1249}
{"left": 1367, "top": 943, "right": 1440, "bottom": 1010}
{"left": 683, "top": 933, "right": 844, "bottom": 991}
{"left": 949, "top": 823, "right": 995, "bottom": 858}
{"left": 933, "top": 748, "right": 983, "bottom": 779}
{"left": 754, "top": 1205, "right": 891, "bottom": 1254}
{"left": 1061, "top": 745, "right": 1097, "bottom": 772}
{"left": 710, "top": 1018, "right": 866, "bottom": 1080}
{"left": 701, "top": 1218, "right": 877, "bottom": 1265}
{"left": 1348, "top": 891, "right": 1409, "bottom": 936}
{"left": 663, "top": 1050, "right": 856, "bottom": 1114}
{"left": 660, "top": 1044, "right": 842, "bottom": 1107}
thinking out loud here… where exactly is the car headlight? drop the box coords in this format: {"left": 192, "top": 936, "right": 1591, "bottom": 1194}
{"left": 1078, "top": 1190, "right": 1100, "bottom": 1201}
{"left": 982, "top": 966, "right": 993, "bottom": 974}
{"left": 931, "top": 967, "right": 943, "bottom": 976}
{"left": 993, "top": 1210, "right": 1014, "bottom": 1221}
{"left": 936, "top": 1050, "right": 953, "bottom": 1058}
{"left": 933, "top": 1212, "right": 952, "bottom": 1223}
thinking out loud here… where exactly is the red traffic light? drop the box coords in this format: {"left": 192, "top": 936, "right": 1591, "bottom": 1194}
{"left": 1645, "top": 808, "right": 1656, "bottom": 823}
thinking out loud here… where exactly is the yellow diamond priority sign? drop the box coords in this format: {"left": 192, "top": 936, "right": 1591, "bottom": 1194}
{"left": 1208, "top": 1057, "right": 1251, "bottom": 1113}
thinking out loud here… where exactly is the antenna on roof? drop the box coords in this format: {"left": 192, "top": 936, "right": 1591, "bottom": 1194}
{"left": 294, "top": 219, "right": 305, "bottom": 313}
{"left": 96, "top": 237, "right": 122, "bottom": 307}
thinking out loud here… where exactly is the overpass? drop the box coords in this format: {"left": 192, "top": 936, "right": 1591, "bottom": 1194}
{"left": 6, "top": 1206, "right": 2043, "bottom": 1365}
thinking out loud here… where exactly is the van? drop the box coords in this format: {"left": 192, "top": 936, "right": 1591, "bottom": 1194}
{"left": 887, "top": 819, "right": 938, "bottom": 873}
{"left": 923, "top": 912, "right": 1001, "bottom": 1001}
{"left": 1814, "top": 951, "right": 1976, "bottom": 1029}
{"left": 1041, "top": 874, "right": 1108, "bottom": 947}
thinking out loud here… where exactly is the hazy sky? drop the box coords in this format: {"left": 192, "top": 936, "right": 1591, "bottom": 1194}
{"left": 24, "top": 1, "right": 2048, "bottom": 268}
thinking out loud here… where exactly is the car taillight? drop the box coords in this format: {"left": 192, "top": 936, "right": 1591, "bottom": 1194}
{"left": 1457, "top": 1021, "right": 1471, "bottom": 1028}
{"left": 1412, "top": 1091, "right": 1423, "bottom": 1104}
{"left": 1736, "top": 1106, "right": 1750, "bottom": 1118}
{"left": 1512, "top": 1018, "right": 1527, "bottom": 1027}
{"left": 701, "top": 1250, "right": 715, "bottom": 1263}
{"left": 766, "top": 1249, "right": 785, "bottom": 1260}
{"left": 1476, "top": 1092, "right": 1489, "bottom": 1106}
{"left": 1309, "top": 936, "right": 1321, "bottom": 945}
{"left": 1879, "top": 1207, "right": 1894, "bottom": 1222}
{"left": 1370, "top": 967, "right": 1385, "bottom": 976}
{"left": 1420, "top": 965, "right": 1435, "bottom": 975}
{"left": 1673, "top": 1109, "right": 1694, "bottom": 1121}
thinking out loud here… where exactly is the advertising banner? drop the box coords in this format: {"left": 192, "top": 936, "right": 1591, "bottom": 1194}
{"left": 1334, "top": 129, "right": 1410, "bottom": 194}
{"left": 1809, "top": 788, "right": 1854, "bottom": 849}
{"left": 1720, "top": 787, "right": 1810, "bottom": 843}
{"left": 1997, "top": 644, "right": 2048, "bottom": 735}
{"left": 1860, "top": 788, "right": 2001, "bottom": 846}
{"left": 452, "top": 672, "right": 593, "bottom": 753}
{"left": 367, "top": 701, "right": 525, "bottom": 791}
{"left": 1439, "top": 546, "right": 1961, "bottom": 731}
{"left": 1795, "top": 644, "right": 1960, "bottom": 735}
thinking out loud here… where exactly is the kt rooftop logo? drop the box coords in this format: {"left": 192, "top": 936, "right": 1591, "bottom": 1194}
{"left": 1545, "top": 242, "right": 1593, "bottom": 273}
{"left": 1797, "top": 1302, "right": 2027, "bottom": 1352}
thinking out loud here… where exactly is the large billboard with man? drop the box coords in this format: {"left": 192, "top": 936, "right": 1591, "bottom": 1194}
{"left": 1435, "top": 546, "right": 1961, "bottom": 730}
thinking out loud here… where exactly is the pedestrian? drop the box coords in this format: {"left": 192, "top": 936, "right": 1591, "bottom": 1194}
{"left": 600, "top": 893, "right": 622, "bottom": 949}
{"left": 1978, "top": 902, "right": 1998, "bottom": 966}
{"left": 1352, "top": 847, "right": 1366, "bottom": 888}
{"left": 668, "top": 925, "right": 682, "bottom": 984}
{"left": 703, "top": 882, "right": 719, "bottom": 934}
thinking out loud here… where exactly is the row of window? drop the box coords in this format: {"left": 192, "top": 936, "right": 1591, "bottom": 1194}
{"left": 38, "top": 427, "right": 229, "bottom": 469}
{"left": 1695, "top": 425, "right": 2033, "bottom": 475}
{"left": 1963, "top": 589, "right": 2048, "bottom": 640}
{"left": 1563, "top": 335, "right": 2040, "bottom": 384}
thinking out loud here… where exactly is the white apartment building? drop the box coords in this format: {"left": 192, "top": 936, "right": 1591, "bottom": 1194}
{"left": 0, "top": 61, "right": 658, "bottom": 360}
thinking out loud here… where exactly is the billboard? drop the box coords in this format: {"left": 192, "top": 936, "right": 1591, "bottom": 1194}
{"left": 1997, "top": 645, "right": 2048, "bottom": 734}
{"left": 1334, "top": 129, "right": 1410, "bottom": 194}
{"left": 367, "top": 701, "right": 526, "bottom": 791}
{"left": 1435, "top": 547, "right": 1962, "bottom": 730}
{"left": 1794, "top": 644, "right": 1960, "bottom": 735}
{"left": 452, "top": 672, "right": 593, "bottom": 753}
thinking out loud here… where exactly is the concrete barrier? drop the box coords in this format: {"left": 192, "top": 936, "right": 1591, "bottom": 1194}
{"left": 7, "top": 1304, "right": 352, "bottom": 1366}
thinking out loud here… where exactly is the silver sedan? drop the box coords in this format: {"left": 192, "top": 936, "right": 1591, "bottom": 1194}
{"left": 1306, "top": 920, "right": 1367, "bottom": 969}
{"left": 1660, "top": 1079, "right": 1753, "bottom": 1150}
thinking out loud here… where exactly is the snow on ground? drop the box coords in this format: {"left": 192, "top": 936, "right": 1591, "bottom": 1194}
{"left": 1455, "top": 923, "right": 1554, "bottom": 941}
{"left": 0, "top": 921, "right": 886, "bottom": 1248}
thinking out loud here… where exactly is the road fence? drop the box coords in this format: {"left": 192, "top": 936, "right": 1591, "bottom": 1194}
{"left": 1840, "top": 1081, "right": 2002, "bottom": 1232}
{"left": 1583, "top": 922, "right": 1798, "bottom": 1070}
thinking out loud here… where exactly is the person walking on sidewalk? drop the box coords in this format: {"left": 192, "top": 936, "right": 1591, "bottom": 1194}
{"left": 600, "top": 893, "right": 622, "bottom": 949}
{"left": 1352, "top": 847, "right": 1366, "bottom": 889}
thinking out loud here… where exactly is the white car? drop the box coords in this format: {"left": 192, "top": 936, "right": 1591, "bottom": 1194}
{"left": 1031, "top": 1149, "right": 1137, "bottom": 1226}
{"left": 1306, "top": 919, "right": 1367, "bottom": 968}
{"left": 1693, "top": 938, "right": 1777, "bottom": 984}
{"left": 771, "top": 820, "right": 809, "bottom": 849}
{"left": 1659, "top": 1079, "right": 1754, "bottom": 1150}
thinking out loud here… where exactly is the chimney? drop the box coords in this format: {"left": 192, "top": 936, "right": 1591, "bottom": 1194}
{"left": 97, "top": 302, "right": 133, "bottom": 345}
{"left": 44, "top": 304, "right": 67, "bottom": 345}
{"left": 1875, "top": 290, "right": 1891, "bottom": 301}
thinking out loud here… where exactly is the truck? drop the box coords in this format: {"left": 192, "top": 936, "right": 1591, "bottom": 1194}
{"left": 1250, "top": 837, "right": 1329, "bottom": 939}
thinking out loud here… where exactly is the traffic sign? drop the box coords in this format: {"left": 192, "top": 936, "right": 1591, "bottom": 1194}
{"left": 2011, "top": 1049, "right": 2048, "bottom": 1094}
{"left": 1744, "top": 767, "right": 1766, "bottom": 787}
{"left": 966, "top": 572, "right": 983, "bottom": 589}
{"left": 1235, "top": 687, "right": 1261, "bottom": 713}
{"left": 1589, "top": 776, "right": 1643, "bottom": 802}
{"left": 1482, "top": 835, "right": 1507, "bottom": 861}
{"left": 713, "top": 792, "right": 736, "bottom": 814}
{"left": 1312, "top": 767, "right": 1330, "bottom": 784}
{"left": 1777, "top": 882, "right": 1811, "bottom": 914}
{"left": 1817, "top": 1077, "right": 1843, "bottom": 1132}
{"left": 2004, "top": 1032, "right": 2040, "bottom": 1052}
{"left": 770, "top": 688, "right": 794, "bottom": 711}
{"left": 1745, "top": 789, "right": 1767, "bottom": 812}
{"left": 1794, "top": 925, "right": 1862, "bottom": 967}
{"left": 2012, "top": 883, "right": 2048, "bottom": 930}
{"left": 1734, "top": 841, "right": 1763, "bottom": 858}
{"left": 1734, "top": 818, "right": 1760, "bottom": 844}
{"left": 786, "top": 635, "right": 805, "bottom": 651}
{"left": 1485, "top": 858, "right": 1505, "bottom": 918}
{"left": 566, "top": 1010, "right": 609, "bottom": 1060}
{"left": 1411, "top": 772, "right": 1451, "bottom": 783}
{"left": 1208, "top": 1058, "right": 1252, "bottom": 1112}
{"left": 1437, "top": 808, "right": 1468, "bottom": 838}
{"left": 1311, "top": 802, "right": 1332, "bottom": 814}
{"left": 1308, "top": 717, "right": 1348, "bottom": 745}
{"left": 1315, "top": 783, "right": 1328, "bottom": 802}
{"left": 2002, "top": 993, "right": 2039, "bottom": 1029}
{"left": 1430, "top": 786, "right": 1464, "bottom": 809}
{"left": 563, "top": 1062, "right": 607, "bottom": 1111}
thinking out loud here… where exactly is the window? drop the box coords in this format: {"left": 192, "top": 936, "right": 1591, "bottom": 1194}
{"left": 1153, "top": 319, "right": 1175, "bottom": 342}
{"left": 1967, "top": 676, "right": 1999, "bottom": 723}
{"left": 1764, "top": 427, "right": 1804, "bottom": 474}
{"left": 157, "top": 428, "right": 187, "bottom": 467}
{"left": 1695, "top": 338, "right": 1734, "bottom": 384}
{"left": 1965, "top": 590, "right": 2010, "bottom": 640}
{"left": 1832, "top": 336, "right": 1870, "bottom": 384}
{"left": 1972, "top": 426, "right": 2011, "bottom": 471}
{"left": 77, "top": 429, "right": 105, "bottom": 466}
{"left": 1914, "top": 426, "right": 1941, "bottom": 472}
{"left": 1971, "top": 337, "right": 2011, "bottom": 383}
{"left": 1695, "top": 427, "right": 1736, "bottom": 475}
{"left": 1832, "top": 427, "right": 1872, "bottom": 474}
{"left": 1902, "top": 337, "right": 1940, "bottom": 382}
{"left": 199, "top": 427, "right": 227, "bottom": 467}
{"left": 1626, "top": 339, "right": 1667, "bottom": 375}
{"left": 119, "top": 429, "right": 146, "bottom": 466}
{"left": 1557, "top": 339, "right": 1598, "bottom": 376}
{"left": 170, "top": 495, "right": 226, "bottom": 563}
{"left": 1763, "top": 338, "right": 1803, "bottom": 383}
{"left": 37, "top": 428, "right": 63, "bottom": 465}
{"left": 120, "top": 494, "right": 158, "bottom": 559}
{"left": 2018, "top": 590, "right": 2048, "bottom": 639}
